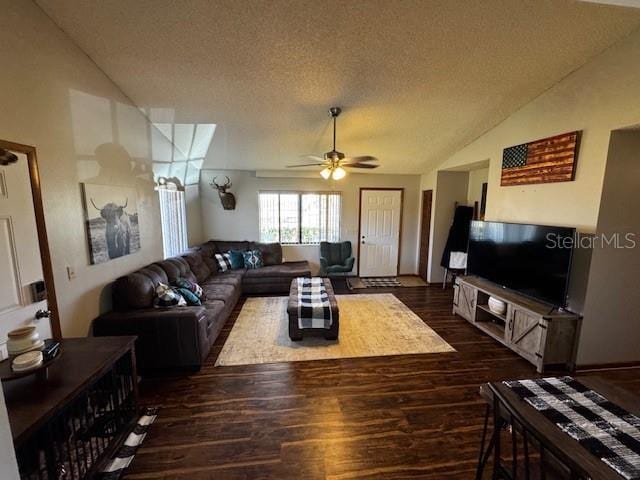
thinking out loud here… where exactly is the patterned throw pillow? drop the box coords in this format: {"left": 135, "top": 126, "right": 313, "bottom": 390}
{"left": 173, "top": 277, "right": 204, "bottom": 299}
{"left": 228, "top": 250, "right": 245, "bottom": 270}
{"left": 214, "top": 253, "right": 232, "bottom": 272}
{"left": 176, "top": 288, "right": 202, "bottom": 306}
{"left": 153, "top": 282, "right": 186, "bottom": 308}
{"left": 243, "top": 249, "right": 263, "bottom": 269}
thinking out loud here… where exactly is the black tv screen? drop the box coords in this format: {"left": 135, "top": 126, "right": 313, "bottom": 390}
{"left": 467, "top": 221, "right": 575, "bottom": 307}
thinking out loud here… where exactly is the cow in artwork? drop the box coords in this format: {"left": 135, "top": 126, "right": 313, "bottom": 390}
{"left": 91, "top": 198, "right": 132, "bottom": 259}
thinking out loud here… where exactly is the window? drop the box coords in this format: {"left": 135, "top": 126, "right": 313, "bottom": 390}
{"left": 158, "top": 188, "right": 188, "bottom": 258}
{"left": 259, "top": 192, "right": 340, "bottom": 244}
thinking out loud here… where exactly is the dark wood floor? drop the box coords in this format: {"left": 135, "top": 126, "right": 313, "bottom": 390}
{"left": 126, "top": 285, "right": 640, "bottom": 479}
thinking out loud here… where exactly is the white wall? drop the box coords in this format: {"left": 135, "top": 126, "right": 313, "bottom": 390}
{"left": 185, "top": 184, "right": 204, "bottom": 246}
{"left": 0, "top": 1, "right": 173, "bottom": 336}
{"left": 200, "top": 170, "right": 421, "bottom": 275}
{"left": 578, "top": 130, "right": 640, "bottom": 365}
{"left": 421, "top": 26, "right": 640, "bottom": 233}
{"left": 420, "top": 26, "right": 640, "bottom": 365}
{"left": 467, "top": 167, "right": 489, "bottom": 208}
{"left": 0, "top": 387, "right": 19, "bottom": 479}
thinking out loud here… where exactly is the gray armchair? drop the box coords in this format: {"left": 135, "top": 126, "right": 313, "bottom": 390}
{"left": 319, "top": 241, "right": 355, "bottom": 277}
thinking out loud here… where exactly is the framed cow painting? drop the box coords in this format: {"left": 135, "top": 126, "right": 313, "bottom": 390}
{"left": 81, "top": 183, "right": 141, "bottom": 264}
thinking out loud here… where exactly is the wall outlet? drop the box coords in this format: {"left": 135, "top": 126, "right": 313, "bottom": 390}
{"left": 67, "top": 265, "right": 76, "bottom": 280}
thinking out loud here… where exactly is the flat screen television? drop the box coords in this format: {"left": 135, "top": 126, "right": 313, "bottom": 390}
{"left": 467, "top": 221, "right": 575, "bottom": 307}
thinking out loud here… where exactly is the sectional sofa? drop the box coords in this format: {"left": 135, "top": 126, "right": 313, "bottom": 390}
{"left": 93, "top": 240, "right": 311, "bottom": 371}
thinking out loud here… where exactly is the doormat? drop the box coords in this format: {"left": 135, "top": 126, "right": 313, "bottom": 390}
{"left": 359, "top": 277, "right": 403, "bottom": 288}
{"left": 96, "top": 407, "right": 158, "bottom": 480}
{"left": 348, "top": 276, "right": 428, "bottom": 289}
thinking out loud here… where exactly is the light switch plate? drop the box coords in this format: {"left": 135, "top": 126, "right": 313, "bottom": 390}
{"left": 67, "top": 266, "right": 76, "bottom": 280}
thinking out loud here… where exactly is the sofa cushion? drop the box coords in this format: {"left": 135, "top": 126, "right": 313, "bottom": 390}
{"left": 202, "top": 300, "right": 226, "bottom": 329}
{"left": 243, "top": 261, "right": 310, "bottom": 279}
{"left": 250, "top": 242, "right": 283, "bottom": 266}
{"left": 191, "top": 242, "right": 219, "bottom": 272}
{"left": 156, "top": 257, "right": 197, "bottom": 285}
{"left": 202, "top": 283, "right": 238, "bottom": 303}
{"left": 213, "top": 240, "right": 250, "bottom": 254}
{"left": 202, "top": 270, "right": 244, "bottom": 288}
{"left": 113, "top": 265, "right": 169, "bottom": 310}
{"left": 182, "top": 252, "right": 212, "bottom": 283}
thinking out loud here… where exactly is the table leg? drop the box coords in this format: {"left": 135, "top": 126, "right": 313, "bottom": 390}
{"left": 476, "top": 404, "right": 495, "bottom": 479}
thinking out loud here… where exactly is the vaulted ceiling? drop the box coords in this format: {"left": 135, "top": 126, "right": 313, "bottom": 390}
{"left": 38, "top": 0, "right": 640, "bottom": 174}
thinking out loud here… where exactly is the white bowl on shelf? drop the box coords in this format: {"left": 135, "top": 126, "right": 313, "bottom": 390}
{"left": 7, "top": 326, "right": 41, "bottom": 355}
{"left": 488, "top": 297, "right": 507, "bottom": 316}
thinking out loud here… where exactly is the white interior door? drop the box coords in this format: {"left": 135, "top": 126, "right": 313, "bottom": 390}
{"left": 359, "top": 189, "right": 402, "bottom": 277}
{"left": 0, "top": 152, "right": 51, "bottom": 343}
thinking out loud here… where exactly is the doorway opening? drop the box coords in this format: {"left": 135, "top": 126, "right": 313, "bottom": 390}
{"left": 428, "top": 160, "right": 490, "bottom": 284}
{"left": 418, "top": 190, "right": 433, "bottom": 282}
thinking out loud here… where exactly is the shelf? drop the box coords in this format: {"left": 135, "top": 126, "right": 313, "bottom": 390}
{"left": 476, "top": 321, "right": 505, "bottom": 342}
{"left": 477, "top": 304, "right": 507, "bottom": 323}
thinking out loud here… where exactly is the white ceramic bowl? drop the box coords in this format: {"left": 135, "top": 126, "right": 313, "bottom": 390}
{"left": 488, "top": 296, "right": 507, "bottom": 316}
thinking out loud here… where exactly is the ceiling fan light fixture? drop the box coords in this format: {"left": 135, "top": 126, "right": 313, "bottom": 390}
{"left": 320, "top": 167, "right": 332, "bottom": 180}
{"left": 332, "top": 166, "right": 346, "bottom": 180}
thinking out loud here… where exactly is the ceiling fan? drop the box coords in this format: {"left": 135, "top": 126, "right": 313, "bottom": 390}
{"left": 287, "top": 107, "right": 379, "bottom": 180}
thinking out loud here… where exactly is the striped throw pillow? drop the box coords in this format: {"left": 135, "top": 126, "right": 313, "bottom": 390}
{"left": 214, "top": 253, "right": 233, "bottom": 272}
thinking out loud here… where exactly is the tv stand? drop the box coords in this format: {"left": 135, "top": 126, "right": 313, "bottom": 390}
{"left": 453, "top": 276, "right": 581, "bottom": 373}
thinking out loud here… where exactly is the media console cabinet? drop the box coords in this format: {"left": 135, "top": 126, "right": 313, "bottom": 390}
{"left": 453, "top": 276, "right": 581, "bottom": 372}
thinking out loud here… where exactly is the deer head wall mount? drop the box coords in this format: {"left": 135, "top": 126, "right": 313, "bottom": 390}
{"left": 211, "top": 176, "right": 236, "bottom": 210}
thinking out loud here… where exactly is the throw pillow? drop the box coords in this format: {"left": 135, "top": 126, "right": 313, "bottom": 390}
{"left": 153, "top": 282, "right": 186, "bottom": 308}
{"left": 173, "top": 277, "right": 204, "bottom": 299}
{"left": 243, "top": 249, "right": 263, "bottom": 269}
{"left": 228, "top": 250, "right": 245, "bottom": 270}
{"left": 176, "top": 287, "right": 202, "bottom": 306}
{"left": 214, "top": 252, "right": 232, "bottom": 272}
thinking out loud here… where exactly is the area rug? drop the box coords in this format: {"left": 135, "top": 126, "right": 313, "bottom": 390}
{"left": 215, "top": 294, "right": 454, "bottom": 366}
{"left": 349, "top": 275, "right": 428, "bottom": 289}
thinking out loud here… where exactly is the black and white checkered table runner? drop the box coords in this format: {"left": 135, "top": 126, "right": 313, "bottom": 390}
{"left": 505, "top": 377, "right": 640, "bottom": 480}
{"left": 296, "top": 277, "right": 333, "bottom": 329}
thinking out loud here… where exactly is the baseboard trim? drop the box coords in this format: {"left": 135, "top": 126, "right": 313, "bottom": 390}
{"left": 576, "top": 361, "right": 640, "bottom": 372}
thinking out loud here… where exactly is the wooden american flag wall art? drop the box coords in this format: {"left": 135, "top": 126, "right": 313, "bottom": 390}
{"left": 501, "top": 131, "right": 581, "bottom": 186}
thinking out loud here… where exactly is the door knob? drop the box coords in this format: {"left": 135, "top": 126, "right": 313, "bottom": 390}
{"left": 35, "top": 309, "right": 51, "bottom": 320}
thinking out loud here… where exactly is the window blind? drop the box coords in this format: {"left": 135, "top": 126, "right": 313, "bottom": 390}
{"left": 259, "top": 192, "right": 340, "bottom": 244}
{"left": 158, "top": 189, "right": 188, "bottom": 258}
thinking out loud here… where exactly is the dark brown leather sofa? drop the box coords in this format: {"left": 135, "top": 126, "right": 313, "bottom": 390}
{"left": 93, "top": 240, "right": 310, "bottom": 371}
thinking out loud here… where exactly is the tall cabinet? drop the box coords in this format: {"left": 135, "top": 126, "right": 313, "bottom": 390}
{"left": 453, "top": 276, "right": 581, "bottom": 373}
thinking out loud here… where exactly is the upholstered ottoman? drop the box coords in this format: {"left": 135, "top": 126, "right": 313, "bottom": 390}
{"left": 287, "top": 277, "right": 339, "bottom": 341}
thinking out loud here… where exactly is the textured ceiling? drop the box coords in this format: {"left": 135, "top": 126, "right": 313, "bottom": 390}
{"left": 37, "top": 0, "right": 640, "bottom": 174}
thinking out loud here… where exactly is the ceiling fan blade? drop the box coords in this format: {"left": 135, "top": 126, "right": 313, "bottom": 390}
{"left": 287, "top": 163, "right": 326, "bottom": 168}
{"left": 302, "top": 155, "right": 325, "bottom": 161}
{"left": 344, "top": 155, "right": 378, "bottom": 162}
{"left": 343, "top": 163, "right": 379, "bottom": 169}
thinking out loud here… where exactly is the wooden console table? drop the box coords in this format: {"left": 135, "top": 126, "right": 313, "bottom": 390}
{"left": 2, "top": 336, "right": 138, "bottom": 479}
{"left": 453, "top": 276, "right": 581, "bottom": 372}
